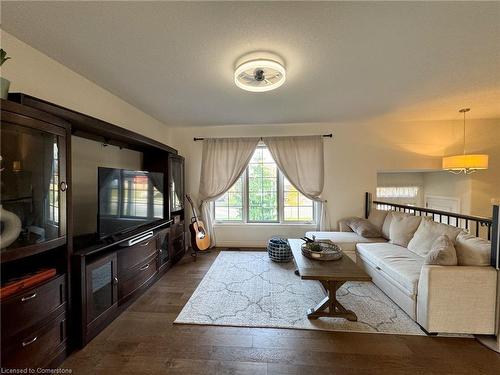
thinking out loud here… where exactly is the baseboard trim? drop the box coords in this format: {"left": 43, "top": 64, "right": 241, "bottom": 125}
{"left": 216, "top": 240, "right": 268, "bottom": 248}
{"left": 476, "top": 335, "right": 500, "bottom": 353}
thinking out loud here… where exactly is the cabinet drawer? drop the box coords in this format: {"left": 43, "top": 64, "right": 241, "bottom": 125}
{"left": 1, "top": 274, "right": 66, "bottom": 340}
{"left": 2, "top": 312, "right": 67, "bottom": 369}
{"left": 118, "top": 255, "right": 157, "bottom": 302}
{"left": 117, "top": 237, "right": 158, "bottom": 275}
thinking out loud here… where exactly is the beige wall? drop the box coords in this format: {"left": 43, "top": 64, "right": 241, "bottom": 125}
{"left": 0, "top": 30, "right": 172, "bottom": 146}
{"left": 468, "top": 119, "right": 500, "bottom": 217}
{"left": 172, "top": 118, "right": 500, "bottom": 247}
{"left": 72, "top": 137, "right": 142, "bottom": 235}
{"left": 377, "top": 172, "right": 425, "bottom": 188}
{"left": 422, "top": 171, "right": 472, "bottom": 214}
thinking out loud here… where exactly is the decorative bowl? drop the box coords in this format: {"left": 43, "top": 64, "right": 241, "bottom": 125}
{"left": 301, "top": 241, "right": 343, "bottom": 261}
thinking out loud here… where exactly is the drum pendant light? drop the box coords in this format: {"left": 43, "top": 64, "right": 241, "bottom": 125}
{"left": 442, "top": 108, "right": 488, "bottom": 174}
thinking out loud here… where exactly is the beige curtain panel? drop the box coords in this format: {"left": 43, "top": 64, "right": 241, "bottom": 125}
{"left": 263, "top": 135, "right": 330, "bottom": 230}
{"left": 199, "top": 137, "right": 260, "bottom": 247}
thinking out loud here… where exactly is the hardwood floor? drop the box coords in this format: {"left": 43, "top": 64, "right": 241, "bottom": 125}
{"left": 62, "top": 250, "right": 500, "bottom": 374}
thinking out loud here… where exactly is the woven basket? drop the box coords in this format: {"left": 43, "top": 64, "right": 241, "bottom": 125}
{"left": 301, "top": 241, "right": 343, "bottom": 261}
{"left": 267, "top": 237, "right": 293, "bottom": 263}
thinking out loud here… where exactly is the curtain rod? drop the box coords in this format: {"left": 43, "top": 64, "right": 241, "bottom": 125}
{"left": 193, "top": 133, "right": 333, "bottom": 141}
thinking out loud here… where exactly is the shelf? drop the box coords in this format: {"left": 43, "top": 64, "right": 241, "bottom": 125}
{"left": 1, "top": 237, "right": 67, "bottom": 264}
{"left": 73, "top": 220, "right": 172, "bottom": 257}
{"left": 1, "top": 196, "right": 33, "bottom": 203}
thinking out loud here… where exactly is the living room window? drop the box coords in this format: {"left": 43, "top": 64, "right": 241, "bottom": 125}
{"left": 376, "top": 186, "right": 419, "bottom": 198}
{"left": 376, "top": 186, "right": 420, "bottom": 206}
{"left": 214, "top": 145, "right": 315, "bottom": 224}
{"left": 214, "top": 176, "right": 244, "bottom": 221}
{"left": 248, "top": 146, "right": 279, "bottom": 222}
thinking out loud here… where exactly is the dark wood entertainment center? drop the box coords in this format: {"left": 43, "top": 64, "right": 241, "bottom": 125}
{"left": 0, "top": 94, "right": 186, "bottom": 367}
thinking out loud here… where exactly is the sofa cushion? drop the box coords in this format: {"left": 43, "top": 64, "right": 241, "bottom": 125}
{"left": 381, "top": 211, "right": 411, "bottom": 239}
{"left": 424, "top": 235, "right": 458, "bottom": 266}
{"left": 455, "top": 232, "right": 491, "bottom": 266}
{"left": 305, "top": 231, "right": 386, "bottom": 252}
{"left": 389, "top": 214, "right": 422, "bottom": 247}
{"left": 407, "top": 218, "right": 462, "bottom": 257}
{"left": 344, "top": 217, "right": 382, "bottom": 238}
{"left": 356, "top": 242, "right": 424, "bottom": 296}
{"left": 368, "top": 209, "right": 389, "bottom": 231}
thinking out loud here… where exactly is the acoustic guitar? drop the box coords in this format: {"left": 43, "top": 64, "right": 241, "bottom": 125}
{"left": 186, "top": 194, "right": 211, "bottom": 252}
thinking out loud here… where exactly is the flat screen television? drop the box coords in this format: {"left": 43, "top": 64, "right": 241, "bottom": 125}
{"left": 98, "top": 167, "right": 165, "bottom": 239}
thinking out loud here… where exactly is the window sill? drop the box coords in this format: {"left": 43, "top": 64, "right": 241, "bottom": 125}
{"left": 214, "top": 222, "right": 316, "bottom": 227}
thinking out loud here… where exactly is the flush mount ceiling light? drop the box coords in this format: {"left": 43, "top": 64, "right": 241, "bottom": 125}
{"left": 234, "top": 59, "right": 286, "bottom": 92}
{"left": 442, "top": 108, "right": 489, "bottom": 175}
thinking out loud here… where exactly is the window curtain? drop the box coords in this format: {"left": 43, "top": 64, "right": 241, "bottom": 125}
{"left": 263, "top": 135, "right": 330, "bottom": 230}
{"left": 199, "top": 137, "right": 260, "bottom": 247}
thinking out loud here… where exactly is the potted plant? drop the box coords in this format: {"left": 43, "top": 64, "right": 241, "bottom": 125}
{"left": 1, "top": 48, "right": 12, "bottom": 99}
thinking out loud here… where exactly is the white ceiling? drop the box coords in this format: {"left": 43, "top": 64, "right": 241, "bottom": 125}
{"left": 2, "top": 1, "right": 500, "bottom": 127}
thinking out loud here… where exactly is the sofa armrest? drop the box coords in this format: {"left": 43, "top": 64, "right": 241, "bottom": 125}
{"left": 417, "top": 265, "right": 498, "bottom": 334}
{"left": 338, "top": 218, "right": 354, "bottom": 232}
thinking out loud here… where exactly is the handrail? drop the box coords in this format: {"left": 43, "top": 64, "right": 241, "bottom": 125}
{"left": 372, "top": 200, "right": 493, "bottom": 225}
{"left": 365, "top": 192, "right": 493, "bottom": 240}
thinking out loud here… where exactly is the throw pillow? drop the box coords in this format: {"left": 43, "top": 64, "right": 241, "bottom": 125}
{"left": 424, "top": 235, "right": 458, "bottom": 266}
{"left": 389, "top": 214, "right": 422, "bottom": 247}
{"left": 455, "top": 232, "right": 491, "bottom": 266}
{"left": 368, "top": 209, "right": 389, "bottom": 231}
{"left": 381, "top": 211, "right": 407, "bottom": 240}
{"left": 339, "top": 217, "right": 356, "bottom": 232}
{"left": 345, "top": 217, "right": 382, "bottom": 238}
{"left": 407, "top": 217, "right": 462, "bottom": 258}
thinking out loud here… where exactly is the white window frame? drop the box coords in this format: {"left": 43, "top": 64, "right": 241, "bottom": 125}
{"left": 213, "top": 146, "right": 316, "bottom": 225}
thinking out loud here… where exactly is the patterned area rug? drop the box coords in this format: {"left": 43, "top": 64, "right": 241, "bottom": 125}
{"left": 174, "top": 251, "right": 424, "bottom": 335}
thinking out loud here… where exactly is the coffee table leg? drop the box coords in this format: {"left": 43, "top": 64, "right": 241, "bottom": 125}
{"left": 307, "top": 280, "right": 357, "bottom": 321}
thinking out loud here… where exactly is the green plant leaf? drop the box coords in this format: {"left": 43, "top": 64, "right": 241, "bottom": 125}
{"left": 0, "top": 48, "right": 11, "bottom": 66}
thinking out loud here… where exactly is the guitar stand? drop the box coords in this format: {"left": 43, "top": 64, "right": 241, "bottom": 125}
{"left": 190, "top": 247, "right": 211, "bottom": 262}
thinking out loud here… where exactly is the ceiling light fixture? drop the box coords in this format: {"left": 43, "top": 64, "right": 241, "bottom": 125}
{"left": 442, "top": 108, "right": 489, "bottom": 174}
{"left": 234, "top": 59, "right": 286, "bottom": 92}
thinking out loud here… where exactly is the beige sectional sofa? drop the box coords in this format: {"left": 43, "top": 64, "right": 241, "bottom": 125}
{"left": 306, "top": 209, "right": 498, "bottom": 335}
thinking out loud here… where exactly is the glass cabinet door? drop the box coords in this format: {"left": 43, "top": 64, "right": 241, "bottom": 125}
{"left": 0, "top": 121, "right": 67, "bottom": 253}
{"left": 86, "top": 252, "right": 118, "bottom": 324}
{"left": 157, "top": 228, "right": 170, "bottom": 268}
{"left": 169, "top": 155, "right": 184, "bottom": 213}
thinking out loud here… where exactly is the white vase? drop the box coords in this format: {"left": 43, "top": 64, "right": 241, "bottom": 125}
{"left": 0, "top": 76, "right": 10, "bottom": 100}
{"left": 0, "top": 204, "right": 22, "bottom": 249}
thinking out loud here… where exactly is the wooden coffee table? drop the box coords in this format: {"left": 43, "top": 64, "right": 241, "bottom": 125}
{"left": 288, "top": 239, "right": 371, "bottom": 321}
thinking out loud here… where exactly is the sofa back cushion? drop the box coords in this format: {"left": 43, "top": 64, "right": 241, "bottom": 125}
{"left": 389, "top": 214, "right": 422, "bottom": 247}
{"left": 344, "top": 217, "right": 382, "bottom": 238}
{"left": 455, "top": 232, "right": 491, "bottom": 266}
{"left": 368, "top": 209, "right": 389, "bottom": 231}
{"left": 424, "top": 235, "right": 458, "bottom": 266}
{"left": 382, "top": 211, "right": 407, "bottom": 239}
{"left": 407, "top": 218, "right": 462, "bottom": 257}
